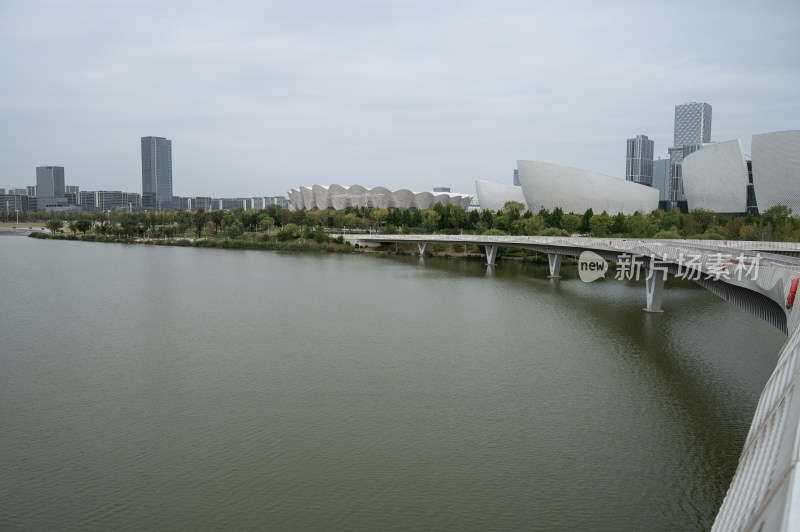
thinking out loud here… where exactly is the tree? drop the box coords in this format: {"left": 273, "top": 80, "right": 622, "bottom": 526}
{"left": 120, "top": 215, "right": 137, "bottom": 238}
{"left": 762, "top": 205, "right": 792, "bottom": 231}
{"left": 480, "top": 209, "right": 493, "bottom": 229}
{"left": 548, "top": 207, "right": 563, "bottom": 229}
{"left": 503, "top": 201, "right": 525, "bottom": 220}
{"left": 739, "top": 223, "right": 759, "bottom": 241}
{"left": 682, "top": 214, "right": 700, "bottom": 236}
{"left": 524, "top": 215, "right": 545, "bottom": 235}
{"left": 561, "top": 214, "right": 581, "bottom": 235}
{"left": 510, "top": 219, "right": 527, "bottom": 235}
{"left": 539, "top": 227, "right": 570, "bottom": 237}
{"left": 313, "top": 229, "right": 328, "bottom": 243}
{"left": 94, "top": 222, "right": 112, "bottom": 236}
{"left": 75, "top": 218, "right": 92, "bottom": 235}
{"left": 448, "top": 205, "right": 467, "bottom": 229}
{"left": 193, "top": 209, "right": 208, "bottom": 237}
{"left": 611, "top": 213, "right": 627, "bottom": 235}
{"left": 537, "top": 207, "right": 550, "bottom": 219}
{"left": 331, "top": 210, "right": 345, "bottom": 229}
{"left": 210, "top": 210, "right": 225, "bottom": 233}
{"left": 627, "top": 212, "right": 648, "bottom": 237}
{"left": 288, "top": 210, "right": 305, "bottom": 225}
{"left": 68, "top": 222, "right": 77, "bottom": 235}
{"left": 690, "top": 208, "right": 714, "bottom": 232}
{"left": 226, "top": 220, "right": 244, "bottom": 238}
{"left": 372, "top": 208, "right": 389, "bottom": 232}
{"left": 276, "top": 223, "right": 300, "bottom": 241}
{"left": 662, "top": 208, "right": 683, "bottom": 232}
{"left": 589, "top": 212, "right": 612, "bottom": 237}
{"left": 258, "top": 214, "right": 274, "bottom": 235}
{"left": 315, "top": 210, "right": 331, "bottom": 229}
{"left": 725, "top": 217, "right": 744, "bottom": 240}
{"left": 45, "top": 219, "right": 63, "bottom": 233}
{"left": 343, "top": 212, "right": 359, "bottom": 230}
{"left": 467, "top": 210, "right": 480, "bottom": 230}
{"left": 580, "top": 208, "right": 594, "bottom": 234}
{"left": 420, "top": 209, "right": 441, "bottom": 233}
{"left": 644, "top": 211, "right": 662, "bottom": 237}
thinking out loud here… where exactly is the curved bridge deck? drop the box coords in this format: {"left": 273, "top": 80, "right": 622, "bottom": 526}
{"left": 349, "top": 234, "right": 800, "bottom": 532}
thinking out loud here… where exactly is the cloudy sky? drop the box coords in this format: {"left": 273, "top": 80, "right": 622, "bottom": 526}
{"left": 1, "top": 0, "right": 798, "bottom": 198}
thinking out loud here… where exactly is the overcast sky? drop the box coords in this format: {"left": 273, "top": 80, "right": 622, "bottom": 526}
{"left": 1, "top": 0, "right": 798, "bottom": 198}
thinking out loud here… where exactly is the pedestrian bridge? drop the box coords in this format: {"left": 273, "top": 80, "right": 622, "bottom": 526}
{"left": 348, "top": 234, "right": 800, "bottom": 532}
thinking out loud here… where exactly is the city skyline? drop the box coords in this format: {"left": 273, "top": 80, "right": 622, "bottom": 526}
{"left": 1, "top": 0, "right": 798, "bottom": 196}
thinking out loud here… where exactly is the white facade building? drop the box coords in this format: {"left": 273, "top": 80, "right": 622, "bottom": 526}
{"left": 474, "top": 181, "right": 529, "bottom": 212}
{"left": 517, "top": 160, "right": 659, "bottom": 215}
{"left": 288, "top": 185, "right": 472, "bottom": 211}
{"left": 751, "top": 130, "right": 800, "bottom": 213}
{"left": 682, "top": 140, "right": 749, "bottom": 213}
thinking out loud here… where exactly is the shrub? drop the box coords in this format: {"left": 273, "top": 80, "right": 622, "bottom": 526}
{"left": 276, "top": 223, "right": 300, "bottom": 242}
{"left": 538, "top": 227, "right": 570, "bottom": 237}
{"left": 653, "top": 230, "right": 682, "bottom": 239}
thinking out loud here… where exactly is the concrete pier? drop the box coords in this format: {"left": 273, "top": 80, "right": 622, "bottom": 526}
{"left": 548, "top": 253, "right": 562, "bottom": 278}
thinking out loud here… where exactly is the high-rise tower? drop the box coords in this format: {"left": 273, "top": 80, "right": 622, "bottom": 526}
{"left": 673, "top": 102, "right": 712, "bottom": 147}
{"left": 668, "top": 102, "right": 712, "bottom": 205}
{"left": 626, "top": 134, "right": 654, "bottom": 186}
{"left": 36, "top": 166, "right": 65, "bottom": 211}
{"left": 141, "top": 136, "right": 173, "bottom": 212}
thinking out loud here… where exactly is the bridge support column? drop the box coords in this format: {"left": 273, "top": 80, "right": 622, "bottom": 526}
{"left": 644, "top": 269, "right": 665, "bottom": 313}
{"left": 418, "top": 242, "right": 429, "bottom": 256}
{"left": 547, "top": 253, "right": 562, "bottom": 278}
{"left": 485, "top": 245, "right": 498, "bottom": 265}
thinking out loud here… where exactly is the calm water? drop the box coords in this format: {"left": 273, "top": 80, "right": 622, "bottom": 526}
{"left": 0, "top": 236, "right": 788, "bottom": 531}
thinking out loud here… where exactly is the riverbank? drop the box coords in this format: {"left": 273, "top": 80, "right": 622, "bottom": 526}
{"left": 26, "top": 231, "right": 553, "bottom": 263}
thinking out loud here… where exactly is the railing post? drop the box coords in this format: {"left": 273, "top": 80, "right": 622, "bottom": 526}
{"left": 548, "top": 253, "right": 562, "bottom": 278}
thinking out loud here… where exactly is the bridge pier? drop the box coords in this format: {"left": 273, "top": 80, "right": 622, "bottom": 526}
{"left": 418, "top": 242, "right": 429, "bottom": 256}
{"left": 643, "top": 269, "right": 665, "bottom": 313}
{"left": 547, "top": 253, "right": 562, "bottom": 278}
{"left": 485, "top": 245, "right": 499, "bottom": 265}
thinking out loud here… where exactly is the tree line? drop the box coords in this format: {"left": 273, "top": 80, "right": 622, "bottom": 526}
{"left": 23, "top": 202, "right": 800, "bottom": 243}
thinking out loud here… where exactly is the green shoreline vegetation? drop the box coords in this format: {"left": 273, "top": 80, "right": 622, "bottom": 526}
{"left": 27, "top": 230, "right": 548, "bottom": 263}
{"left": 17, "top": 201, "right": 800, "bottom": 262}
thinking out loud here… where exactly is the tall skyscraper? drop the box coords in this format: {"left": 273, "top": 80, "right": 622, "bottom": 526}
{"left": 625, "top": 134, "right": 654, "bottom": 186}
{"left": 36, "top": 166, "right": 65, "bottom": 211}
{"left": 668, "top": 102, "right": 712, "bottom": 206}
{"left": 141, "top": 136, "right": 173, "bottom": 212}
{"left": 673, "top": 102, "right": 712, "bottom": 147}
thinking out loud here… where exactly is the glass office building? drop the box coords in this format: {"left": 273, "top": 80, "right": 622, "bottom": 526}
{"left": 626, "top": 134, "right": 654, "bottom": 186}
{"left": 35, "top": 166, "right": 65, "bottom": 211}
{"left": 141, "top": 136, "right": 173, "bottom": 212}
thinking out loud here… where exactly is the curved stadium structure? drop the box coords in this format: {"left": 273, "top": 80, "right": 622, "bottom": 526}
{"left": 682, "top": 140, "right": 749, "bottom": 214}
{"left": 288, "top": 185, "right": 472, "bottom": 211}
{"left": 517, "top": 160, "right": 659, "bottom": 215}
{"left": 474, "top": 180, "right": 529, "bottom": 212}
{"left": 751, "top": 130, "right": 800, "bottom": 213}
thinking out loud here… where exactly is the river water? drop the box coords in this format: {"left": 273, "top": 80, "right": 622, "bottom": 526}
{"left": 0, "top": 236, "right": 787, "bottom": 530}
